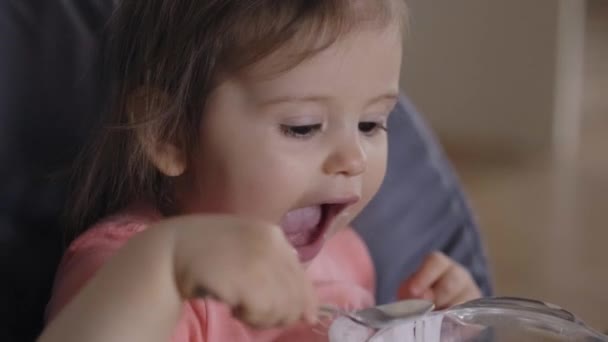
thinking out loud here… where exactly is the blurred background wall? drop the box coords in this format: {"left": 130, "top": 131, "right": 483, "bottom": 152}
{"left": 402, "top": 0, "right": 608, "bottom": 330}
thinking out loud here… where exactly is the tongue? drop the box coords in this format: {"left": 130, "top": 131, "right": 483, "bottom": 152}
{"left": 279, "top": 206, "right": 322, "bottom": 246}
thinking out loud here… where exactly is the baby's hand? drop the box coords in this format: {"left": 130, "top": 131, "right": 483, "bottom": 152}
{"left": 397, "top": 252, "right": 481, "bottom": 309}
{"left": 163, "top": 215, "right": 317, "bottom": 328}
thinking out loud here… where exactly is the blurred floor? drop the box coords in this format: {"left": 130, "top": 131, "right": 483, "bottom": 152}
{"left": 445, "top": 1, "right": 608, "bottom": 330}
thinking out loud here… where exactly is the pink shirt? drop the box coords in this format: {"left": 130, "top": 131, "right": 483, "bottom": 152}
{"left": 46, "top": 206, "right": 376, "bottom": 342}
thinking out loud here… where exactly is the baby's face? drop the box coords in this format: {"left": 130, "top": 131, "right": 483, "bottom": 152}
{"left": 174, "top": 25, "right": 402, "bottom": 263}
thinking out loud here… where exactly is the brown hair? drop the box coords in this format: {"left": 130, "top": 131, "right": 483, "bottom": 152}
{"left": 68, "top": 0, "right": 408, "bottom": 237}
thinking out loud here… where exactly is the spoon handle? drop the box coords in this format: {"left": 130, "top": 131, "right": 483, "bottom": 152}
{"left": 318, "top": 305, "right": 343, "bottom": 319}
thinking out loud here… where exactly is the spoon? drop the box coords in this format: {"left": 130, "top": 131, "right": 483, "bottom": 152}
{"left": 320, "top": 299, "right": 435, "bottom": 330}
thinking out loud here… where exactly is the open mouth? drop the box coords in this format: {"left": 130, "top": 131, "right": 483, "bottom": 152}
{"left": 279, "top": 198, "right": 358, "bottom": 262}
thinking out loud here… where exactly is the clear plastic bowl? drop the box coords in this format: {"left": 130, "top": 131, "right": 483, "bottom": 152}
{"left": 328, "top": 297, "right": 608, "bottom": 342}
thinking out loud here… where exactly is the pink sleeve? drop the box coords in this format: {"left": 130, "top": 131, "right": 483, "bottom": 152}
{"left": 45, "top": 234, "right": 125, "bottom": 321}
{"left": 45, "top": 225, "right": 214, "bottom": 342}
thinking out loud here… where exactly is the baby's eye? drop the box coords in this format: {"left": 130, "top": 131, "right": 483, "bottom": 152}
{"left": 280, "top": 124, "right": 322, "bottom": 139}
{"left": 359, "top": 121, "right": 388, "bottom": 136}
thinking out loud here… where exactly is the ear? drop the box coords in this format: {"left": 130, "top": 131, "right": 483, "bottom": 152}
{"left": 146, "top": 143, "right": 187, "bottom": 177}
{"left": 128, "top": 88, "right": 187, "bottom": 177}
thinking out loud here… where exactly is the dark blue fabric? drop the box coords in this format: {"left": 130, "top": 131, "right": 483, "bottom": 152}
{"left": 354, "top": 97, "right": 492, "bottom": 304}
{"left": 0, "top": 2, "right": 491, "bottom": 340}
{"left": 0, "top": 2, "right": 113, "bottom": 341}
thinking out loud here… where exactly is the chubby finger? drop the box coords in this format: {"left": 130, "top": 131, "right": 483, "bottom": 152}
{"left": 234, "top": 295, "right": 275, "bottom": 329}
{"left": 273, "top": 268, "right": 300, "bottom": 327}
{"left": 420, "top": 288, "right": 435, "bottom": 302}
{"left": 282, "top": 248, "right": 317, "bottom": 325}
{"left": 433, "top": 264, "right": 481, "bottom": 309}
{"left": 452, "top": 287, "right": 482, "bottom": 307}
{"left": 450, "top": 277, "right": 482, "bottom": 308}
{"left": 284, "top": 262, "right": 317, "bottom": 325}
{"left": 302, "top": 278, "right": 319, "bottom": 324}
{"left": 398, "top": 283, "right": 436, "bottom": 301}
{"left": 401, "top": 252, "right": 452, "bottom": 298}
{"left": 432, "top": 264, "right": 467, "bottom": 309}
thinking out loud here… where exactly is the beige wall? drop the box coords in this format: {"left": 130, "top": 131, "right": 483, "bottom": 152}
{"left": 401, "top": 0, "right": 586, "bottom": 157}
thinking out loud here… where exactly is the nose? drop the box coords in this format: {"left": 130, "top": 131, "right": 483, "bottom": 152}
{"left": 322, "top": 135, "right": 367, "bottom": 177}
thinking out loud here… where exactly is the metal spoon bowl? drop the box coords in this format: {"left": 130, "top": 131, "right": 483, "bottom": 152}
{"left": 320, "top": 299, "right": 435, "bottom": 330}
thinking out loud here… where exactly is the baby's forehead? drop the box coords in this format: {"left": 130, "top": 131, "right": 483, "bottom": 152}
{"left": 222, "top": 27, "right": 402, "bottom": 112}
{"left": 237, "top": 25, "right": 402, "bottom": 83}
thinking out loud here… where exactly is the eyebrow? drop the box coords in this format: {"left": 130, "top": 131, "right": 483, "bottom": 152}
{"left": 258, "top": 92, "right": 400, "bottom": 108}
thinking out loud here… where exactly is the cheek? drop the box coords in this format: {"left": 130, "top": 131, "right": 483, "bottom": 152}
{"left": 229, "top": 155, "right": 318, "bottom": 218}
{"left": 187, "top": 136, "right": 309, "bottom": 222}
{"left": 361, "top": 141, "right": 388, "bottom": 205}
